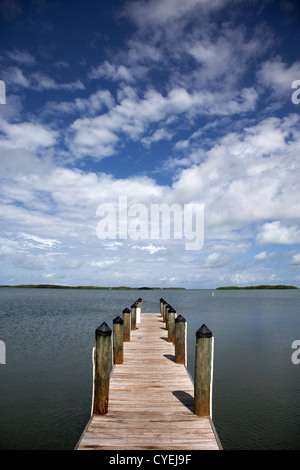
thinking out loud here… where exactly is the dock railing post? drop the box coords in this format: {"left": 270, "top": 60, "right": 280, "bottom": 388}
{"left": 113, "top": 316, "right": 123, "bottom": 364}
{"left": 175, "top": 315, "right": 187, "bottom": 365}
{"left": 194, "top": 324, "right": 213, "bottom": 417}
{"left": 122, "top": 308, "right": 131, "bottom": 342}
{"left": 93, "top": 322, "right": 112, "bottom": 415}
{"left": 167, "top": 308, "right": 176, "bottom": 343}
{"left": 160, "top": 298, "right": 164, "bottom": 316}
{"left": 131, "top": 303, "right": 137, "bottom": 330}
{"left": 165, "top": 304, "right": 172, "bottom": 329}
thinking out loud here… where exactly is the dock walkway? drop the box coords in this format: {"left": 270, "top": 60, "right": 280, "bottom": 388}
{"left": 76, "top": 312, "right": 221, "bottom": 450}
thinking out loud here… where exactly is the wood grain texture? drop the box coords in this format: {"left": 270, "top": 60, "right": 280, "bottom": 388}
{"left": 76, "top": 313, "right": 221, "bottom": 450}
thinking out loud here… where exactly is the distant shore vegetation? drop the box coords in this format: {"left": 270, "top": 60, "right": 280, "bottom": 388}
{"left": 216, "top": 285, "right": 298, "bottom": 290}
{"left": 0, "top": 284, "right": 186, "bottom": 290}
{"left": 0, "top": 284, "right": 297, "bottom": 290}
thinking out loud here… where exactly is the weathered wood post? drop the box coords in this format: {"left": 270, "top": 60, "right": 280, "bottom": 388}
{"left": 164, "top": 301, "right": 168, "bottom": 323}
{"left": 194, "top": 324, "right": 214, "bottom": 417}
{"left": 162, "top": 300, "right": 166, "bottom": 321}
{"left": 113, "top": 316, "right": 123, "bottom": 364}
{"left": 167, "top": 308, "right": 176, "bottom": 343}
{"left": 175, "top": 315, "right": 187, "bottom": 365}
{"left": 160, "top": 298, "right": 164, "bottom": 316}
{"left": 137, "top": 298, "right": 142, "bottom": 314}
{"left": 131, "top": 303, "right": 137, "bottom": 330}
{"left": 93, "top": 322, "right": 112, "bottom": 415}
{"left": 165, "top": 304, "right": 172, "bottom": 329}
{"left": 122, "top": 307, "right": 131, "bottom": 342}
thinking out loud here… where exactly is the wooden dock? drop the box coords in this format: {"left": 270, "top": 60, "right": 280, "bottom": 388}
{"left": 76, "top": 309, "right": 221, "bottom": 450}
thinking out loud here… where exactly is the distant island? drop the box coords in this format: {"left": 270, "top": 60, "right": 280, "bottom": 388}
{"left": 216, "top": 285, "right": 298, "bottom": 290}
{"left": 0, "top": 284, "right": 186, "bottom": 290}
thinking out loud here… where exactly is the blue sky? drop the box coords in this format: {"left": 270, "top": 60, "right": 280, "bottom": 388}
{"left": 0, "top": 0, "right": 300, "bottom": 288}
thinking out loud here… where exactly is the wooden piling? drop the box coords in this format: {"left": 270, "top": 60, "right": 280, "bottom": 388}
{"left": 165, "top": 304, "right": 172, "bottom": 328}
{"left": 93, "top": 322, "right": 112, "bottom": 415}
{"left": 161, "top": 300, "right": 166, "bottom": 322}
{"left": 122, "top": 308, "right": 131, "bottom": 342}
{"left": 137, "top": 298, "right": 142, "bottom": 314}
{"left": 113, "top": 316, "right": 123, "bottom": 364}
{"left": 194, "top": 324, "right": 213, "bottom": 417}
{"left": 131, "top": 303, "right": 137, "bottom": 330}
{"left": 159, "top": 298, "right": 164, "bottom": 316}
{"left": 175, "top": 315, "right": 186, "bottom": 365}
{"left": 167, "top": 308, "right": 176, "bottom": 343}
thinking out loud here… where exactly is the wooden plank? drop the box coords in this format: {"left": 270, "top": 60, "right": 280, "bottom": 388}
{"left": 76, "top": 313, "right": 221, "bottom": 450}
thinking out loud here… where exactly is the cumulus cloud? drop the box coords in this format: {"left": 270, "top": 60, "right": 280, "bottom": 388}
{"left": 89, "top": 61, "right": 134, "bottom": 82}
{"left": 257, "top": 57, "right": 300, "bottom": 97}
{"left": 254, "top": 251, "right": 276, "bottom": 261}
{"left": 123, "top": 0, "right": 231, "bottom": 27}
{"left": 256, "top": 222, "right": 300, "bottom": 245}
{"left": 0, "top": 119, "right": 57, "bottom": 151}
{"left": 290, "top": 253, "right": 300, "bottom": 266}
{"left": 132, "top": 243, "right": 167, "bottom": 255}
{"left": 2, "top": 66, "right": 84, "bottom": 92}
{"left": 6, "top": 49, "right": 36, "bottom": 65}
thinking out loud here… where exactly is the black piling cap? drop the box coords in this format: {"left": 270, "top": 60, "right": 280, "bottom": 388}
{"left": 138, "top": 298, "right": 142, "bottom": 302}
{"left": 196, "top": 324, "right": 212, "bottom": 338}
{"left": 168, "top": 307, "right": 176, "bottom": 313}
{"left": 175, "top": 314, "right": 186, "bottom": 323}
{"left": 160, "top": 298, "right": 164, "bottom": 302}
{"left": 131, "top": 303, "right": 137, "bottom": 309}
{"left": 95, "top": 322, "right": 112, "bottom": 337}
{"left": 122, "top": 307, "right": 130, "bottom": 313}
{"left": 113, "top": 316, "right": 123, "bottom": 324}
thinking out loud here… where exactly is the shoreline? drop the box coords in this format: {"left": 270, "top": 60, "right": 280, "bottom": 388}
{"left": 0, "top": 284, "right": 298, "bottom": 290}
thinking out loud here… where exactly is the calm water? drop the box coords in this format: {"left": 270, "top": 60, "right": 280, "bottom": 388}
{"left": 0, "top": 287, "right": 300, "bottom": 450}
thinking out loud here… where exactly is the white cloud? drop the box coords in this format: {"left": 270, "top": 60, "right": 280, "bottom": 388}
{"left": 2, "top": 66, "right": 84, "bottom": 92}
{"left": 123, "top": 0, "right": 229, "bottom": 26}
{"left": 65, "top": 85, "right": 260, "bottom": 160}
{"left": 89, "top": 61, "right": 134, "bottom": 82}
{"left": 257, "top": 57, "right": 300, "bottom": 96}
{"left": 141, "top": 128, "right": 173, "bottom": 148}
{"left": 170, "top": 114, "right": 300, "bottom": 230}
{"left": 30, "top": 72, "right": 84, "bottom": 91}
{"left": 91, "top": 258, "right": 120, "bottom": 268}
{"left": 0, "top": 244, "right": 13, "bottom": 257}
{"left": 0, "top": 119, "right": 57, "bottom": 151}
{"left": 132, "top": 243, "right": 167, "bottom": 255}
{"left": 290, "top": 253, "right": 300, "bottom": 266}
{"left": 254, "top": 251, "right": 276, "bottom": 260}
{"left": 203, "top": 252, "right": 231, "bottom": 268}
{"left": 256, "top": 222, "right": 300, "bottom": 245}
{"left": 6, "top": 49, "right": 36, "bottom": 65}
{"left": 67, "top": 120, "right": 119, "bottom": 159}
{"left": 42, "top": 272, "right": 56, "bottom": 279}
{"left": 17, "top": 233, "right": 61, "bottom": 250}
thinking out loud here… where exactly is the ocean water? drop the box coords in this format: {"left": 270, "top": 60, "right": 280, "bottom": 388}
{"left": 0, "top": 287, "right": 299, "bottom": 450}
